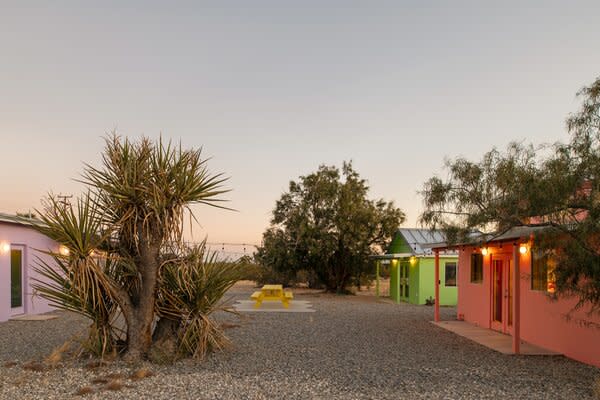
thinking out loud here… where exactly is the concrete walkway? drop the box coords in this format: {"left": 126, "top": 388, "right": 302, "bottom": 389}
{"left": 432, "top": 320, "right": 561, "bottom": 355}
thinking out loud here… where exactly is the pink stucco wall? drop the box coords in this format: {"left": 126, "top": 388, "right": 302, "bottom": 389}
{"left": 457, "top": 245, "right": 600, "bottom": 368}
{"left": 0, "top": 221, "right": 58, "bottom": 322}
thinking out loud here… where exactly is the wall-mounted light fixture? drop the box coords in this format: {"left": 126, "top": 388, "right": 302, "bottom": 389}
{"left": 481, "top": 247, "right": 489, "bottom": 256}
{"left": 0, "top": 242, "right": 10, "bottom": 254}
{"left": 409, "top": 256, "right": 417, "bottom": 265}
{"left": 519, "top": 244, "right": 528, "bottom": 254}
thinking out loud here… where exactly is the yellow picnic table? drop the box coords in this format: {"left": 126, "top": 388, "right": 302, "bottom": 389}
{"left": 251, "top": 284, "right": 293, "bottom": 308}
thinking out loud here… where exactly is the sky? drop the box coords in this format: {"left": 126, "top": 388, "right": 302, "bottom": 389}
{"left": 1, "top": 1, "right": 599, "bottom": 252}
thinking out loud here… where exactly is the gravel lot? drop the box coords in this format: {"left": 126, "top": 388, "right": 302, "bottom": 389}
{"left": 0, "top": 286, "right": 598, "bottom": 399}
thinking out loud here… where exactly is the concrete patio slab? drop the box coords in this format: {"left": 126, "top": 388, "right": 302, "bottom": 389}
{"left": 432, "top": 320, "right": 561, "bottom": 355}
{"left": 233, "top": 300, "right": 315, "bottom": 313}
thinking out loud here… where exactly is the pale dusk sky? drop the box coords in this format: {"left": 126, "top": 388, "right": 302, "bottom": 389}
{"left": 1, "top": 1, "right": 599, "bottom": 248}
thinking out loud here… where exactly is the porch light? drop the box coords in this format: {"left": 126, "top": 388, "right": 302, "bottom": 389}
{"left": 519, "top": 244, "right": 528, "bottom": 254}
{"left": 59, "top": 245, "right": 70, "bottom": 256}
{"left": 0, "top": 242, "right": 9, "bottom": 254}
{"left": 481, "top": 247, "right": 489, "bottom": 256}
{"left": 409, "top": 256, "right": 417, "bottom": 265}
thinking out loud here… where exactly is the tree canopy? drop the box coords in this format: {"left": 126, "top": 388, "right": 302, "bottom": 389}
{"left": 256, "top": 162, "right": 405, "bottom": 293}
{"left": 420, "top": 76, "right": 600, "bottom": 311}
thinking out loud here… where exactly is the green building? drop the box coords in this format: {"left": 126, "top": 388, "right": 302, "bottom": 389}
{"left": 374, "top": 228, "right": 458, "bottom": 305}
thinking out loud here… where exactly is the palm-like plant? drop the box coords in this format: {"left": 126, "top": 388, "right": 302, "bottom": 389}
{"left": 32, "top": 134, "right": 236, "bottom": 361}
{"left": 33, "top": 194, "right": 122, "bottom": 357}
{"left": 157, "top": 242, "right": 244, "bottom": 359}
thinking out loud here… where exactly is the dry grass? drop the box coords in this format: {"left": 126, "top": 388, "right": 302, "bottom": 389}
{"left": 91, "top": 377, "right": 109, "bottom": 384}
{"left": 104, "top": 379, "right": 125, "bottom": 391}
{"left": 85, "top": 360, "right": 104, "bottom": 370}
{"left": 130, "top": 367, "right": 154, "bottom": 381}
{"left": 74, "top": 386, "right": 95, "bottom": 396}
{"left": 45, "top": 340, "right": 72, "bottom": 365}
{"left": 22, "top": 361, "right": 46, "bottom": 372}
{"left": 3, "top": 361, "right": 18, "bottom": 368}
{"left": 594, "top": 376, "right": 600, "bottom": 399}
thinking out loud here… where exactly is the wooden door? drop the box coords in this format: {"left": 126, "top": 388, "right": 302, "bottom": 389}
{"left": 490, "top": 255, "right": 512, "bottom": 334}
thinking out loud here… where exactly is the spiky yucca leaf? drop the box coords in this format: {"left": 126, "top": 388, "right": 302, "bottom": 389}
{"left": 158, "top": 242, "right": 244, "bottom": 359}
{"left": 81, "top": 134, "right": 231, "bottom": 249}
{"left": 31, "top": 194, "right": 123, "bottom": 357}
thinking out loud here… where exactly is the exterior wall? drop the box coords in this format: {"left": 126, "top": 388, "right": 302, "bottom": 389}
{"left": 456, "top": 248, "right": 491, "bottom": 327}
{"left": 389, "top": 256, "right": 458, "bottom": 305}
{"left": 0, "top": 222, "right": 58, "bottom": 321}
{"left": 518, "top": 250, "right": 600, "bottom": 368}
{"left": 418, "top": 257, "right": 458, "bottom": 306}
{"left": 457, "top": 245, "right": 600, "bottom": 368}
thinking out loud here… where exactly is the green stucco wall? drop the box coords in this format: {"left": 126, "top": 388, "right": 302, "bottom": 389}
{"left": 384, "top": 230, "right": 457, "bottom": 306}
{"left": 387, "top": 234, "right": 414, "bottom": 254}
{"left": 388, "top": 256, "right": 457, "bottom": 306}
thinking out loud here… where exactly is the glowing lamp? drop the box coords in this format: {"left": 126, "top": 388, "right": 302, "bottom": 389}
{"left": 0, "top": 242, "right": 9, "bottom": 254}
{"left": 519, "top": 244, "right": 528, "bottom": 254}
{"left": 59, "top": 245, "right": 70, "bottom": 256}
{"left": 409, "top": 256, "right": 417, "bottom": 265}
{"left": 481, "top": 247, "right": 489, "bottom": 256}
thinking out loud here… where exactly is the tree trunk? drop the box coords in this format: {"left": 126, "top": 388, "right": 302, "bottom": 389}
{"left": 124, "top": 240, "right": 161, "bottom": 361}
{"left": 149, "top": 317, "right": 179, "bottom": 363}
{"left": 125, "top": 311, "right": 155, "bottom": 361}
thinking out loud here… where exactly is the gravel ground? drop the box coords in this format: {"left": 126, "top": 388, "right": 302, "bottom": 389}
{"left": 0, "top": 286, "right": 598, "bottom": 399}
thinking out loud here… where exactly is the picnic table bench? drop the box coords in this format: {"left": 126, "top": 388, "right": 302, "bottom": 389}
{"left": 251, "top": 284, "right": 293, "bottom": 308}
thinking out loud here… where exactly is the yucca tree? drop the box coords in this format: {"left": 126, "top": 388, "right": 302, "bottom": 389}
{"left": 156, "top": 242, "right": 244, "bottom": 360}
{"left": 33, "top": 134, "right": 232, "bottom": 361}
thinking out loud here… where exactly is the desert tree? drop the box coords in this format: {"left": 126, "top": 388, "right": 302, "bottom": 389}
{"left": 256, "top": 162, "right": 404, "bottom": 293}
{"left": 420, "top": 76, "right": 600, "bottom": 311}
{"left": 33, "top": 134, "right": 242, "bottom": 361}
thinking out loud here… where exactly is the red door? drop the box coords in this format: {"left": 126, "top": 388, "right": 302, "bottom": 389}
{"left": 490, "top": 255, "right": 512, "bottom": 334}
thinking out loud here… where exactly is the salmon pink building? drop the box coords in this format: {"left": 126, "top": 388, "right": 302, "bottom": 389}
{"left": 0, "top": 213, "right": 58, "bottom": 322}
{"left": 431, "top": 226, "right": 600, "bottom": 368}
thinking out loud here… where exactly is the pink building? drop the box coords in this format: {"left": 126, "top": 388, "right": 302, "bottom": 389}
{"left": 0, "top": 213, "right": 58, "bottom": 322}
{"left": 432, "top": 226, "right": 600, "bottom": 368}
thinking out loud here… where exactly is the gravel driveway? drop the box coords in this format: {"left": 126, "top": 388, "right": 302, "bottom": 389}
{"left": 0, "top": 286, "right": 598, "bottom": 399}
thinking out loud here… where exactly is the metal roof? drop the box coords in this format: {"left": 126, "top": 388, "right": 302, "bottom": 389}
{"left": 397, "top": 228, "right": 451, "bottom": 255}
{"left": 0, "top": 212, "right": 37, "bottom": 227}
{"left": 429, "top": 225, "right": 550, "bottom": 249}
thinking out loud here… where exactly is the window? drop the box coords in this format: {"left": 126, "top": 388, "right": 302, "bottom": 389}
{"left": 445, "top": 262, "right": 457, "bottom": 286}
{"left": 470, "top": 253, "right": 483, "bottom": 283}
{"left": 531, "top": 249, "right": 556, "bottom": 292}
{"left": 11, "top": 249, "right": 23, "bottom": 308}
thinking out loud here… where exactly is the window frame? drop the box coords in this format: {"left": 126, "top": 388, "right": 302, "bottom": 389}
{"left": 470, "top": 253, "right": 483, "bottom": 284}
{"left": 444, "top": 262, "right": 457, "bottom": 287}
{"left": 531, "top": 248, "right": 555, "bottom": 292}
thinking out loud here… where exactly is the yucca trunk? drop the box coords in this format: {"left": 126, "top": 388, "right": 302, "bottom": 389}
{"left": 122, "top": 241, "right": 161, "bottom": 360}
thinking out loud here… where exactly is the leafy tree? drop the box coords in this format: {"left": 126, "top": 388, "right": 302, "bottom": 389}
{"left": 256, "top": 162, "right": 405, "bottom": 293}
{"left": 420, "top": 76, "right": 600, "bottom": 311}
{"left": 32, "top": 135, "right": 242, "bottom": 361}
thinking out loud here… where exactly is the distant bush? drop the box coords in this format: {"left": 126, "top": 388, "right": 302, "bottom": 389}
{"left": 238, "top": 256, "right": 325, "bottom": 288}
{"left": 237, "top": 256, "right": 295, "bottom": 287}
{"left": 237, "top": 256, "right": 263, "bottom": 283}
